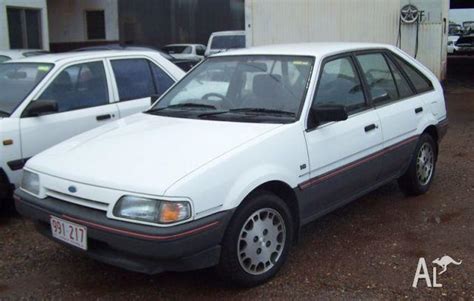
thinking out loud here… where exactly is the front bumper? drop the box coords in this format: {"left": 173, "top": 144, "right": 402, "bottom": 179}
{"left": 15, "top": 189, "right": 233, "bottom": 274}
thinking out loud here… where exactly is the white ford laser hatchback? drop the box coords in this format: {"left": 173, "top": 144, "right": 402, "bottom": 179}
{"left": 0, "top": 50, "right": 184, "bottom": 210}
{"left": 16, "top": 43, "right": 447, "bottom": 286}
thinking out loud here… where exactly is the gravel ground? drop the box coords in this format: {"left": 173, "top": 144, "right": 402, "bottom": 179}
{"left": 1, "top": 57, "right": 473, "bottom": 300}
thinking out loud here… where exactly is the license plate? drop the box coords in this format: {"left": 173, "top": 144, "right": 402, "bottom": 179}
{"left": 50, "top": 216, "right": 88, "bottom": 250}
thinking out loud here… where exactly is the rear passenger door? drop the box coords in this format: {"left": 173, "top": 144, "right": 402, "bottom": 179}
{"left": 108, "top": 58, "right": 176, "bottom": 117}
{"left": 355, "top": 51, "right": 428, "bottom": 179}
{"left": 301, "top": 55, "right": 384, "bottom": 218}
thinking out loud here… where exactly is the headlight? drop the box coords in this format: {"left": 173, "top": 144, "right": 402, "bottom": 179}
{"left": 113, "top": 196, "right": 191, "bottom": 224}
{"left": 21, "top": 170, "right": 40, "bottom": 195}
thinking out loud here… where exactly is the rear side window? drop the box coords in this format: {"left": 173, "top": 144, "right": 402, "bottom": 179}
{"left": 196, "top": 46, "right": 205, "bottom": 56}
{"left": 39, "top": 61, "right": 109, "bottom": 112}
{"left": 111, "top": 59, "right": 155, "bottom": 101}
{"left": 392, "top": 55, "right": 433, "bottom": 93}
{"left": 313, "top": 57, "right": 365, "bottom": 113}
{"left": 386, "top": 57, "right": 414, "bottom": 99}
{"left": 111, "top": 59, "right": 175, "bottom": 101}
{"left": 356, "top": 53, "right": 398, "bottom": 104}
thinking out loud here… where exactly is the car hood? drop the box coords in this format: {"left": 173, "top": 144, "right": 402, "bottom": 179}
{"left": 28, "top": 113, "right": 282, "bottom": 196}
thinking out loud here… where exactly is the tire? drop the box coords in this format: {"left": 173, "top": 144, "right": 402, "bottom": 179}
{"left": 216, "top": 190, "right": 294, "bottom": 287}
{"left": 398, "top": 134, "right": 437, "bottom": 196}
{"left": 0, "top": 178, "right": 14, "bottom": 213}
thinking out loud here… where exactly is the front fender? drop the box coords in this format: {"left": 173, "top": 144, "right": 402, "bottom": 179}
{"left": 221, "top": 164, "right": 298, "bottom": 211}
{"left": 164, "top": 124, "right": 308, "bottom": 217}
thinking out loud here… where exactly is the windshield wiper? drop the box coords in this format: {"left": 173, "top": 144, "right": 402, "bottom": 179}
{"left": 199, "top": 107, "right": 295, "bottom": 118}
{"left": 148, "top": 103, "right": 217, "bottom": 113}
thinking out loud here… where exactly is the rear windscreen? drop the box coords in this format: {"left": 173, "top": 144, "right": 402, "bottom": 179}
{"left": 211, "top": 35, "right": 245, "bottom": 50}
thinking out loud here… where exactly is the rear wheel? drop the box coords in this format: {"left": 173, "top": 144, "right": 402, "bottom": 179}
{"left": 398, "top": 134, "right": 437, "bottom": 196}
{"left": 216, "top": 191, "right": 293, "bottom": 287}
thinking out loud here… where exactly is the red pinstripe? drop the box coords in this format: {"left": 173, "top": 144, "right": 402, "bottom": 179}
{"left": 298, "top": 135, "right": 419, "bottom": 190}
{"left": 61, "top": 214, "right": 220, "bottom": 241}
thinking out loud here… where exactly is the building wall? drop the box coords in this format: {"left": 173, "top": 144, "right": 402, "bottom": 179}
{"left": 47, "top": 0, "right": 118, "bottom": 51}
{"left": 0, "top": 0, "right": 49, "bottom": 50}
{"left": 246, "top": 0, "right": 449, "bottom": 79}
{"left": 118, "top": 0, "right": 244, "bottom": 48}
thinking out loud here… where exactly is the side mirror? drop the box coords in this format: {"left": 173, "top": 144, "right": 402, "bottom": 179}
{"left": 150, "top": 94, "right": 161, "bottom": 105}
{"left": 23, "top": 100, "right": 58, "bottom": 117}
{"left": 309, "top": 105, "right": 348, "bottom": 128}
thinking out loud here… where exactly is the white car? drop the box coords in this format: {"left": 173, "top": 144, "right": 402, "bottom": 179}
{"left": 162, "top": 44, "right": 206, "bottom": 61}
{"left": 447, "top": 36, "right": 460, "bottom": 54}
{"left": 205, "top": 30, "right": 246, "bottom": 57}
{"left": 0, "top": 49, "right": 48, "bottom": 63}
{"left": 16, "top": 43, "right": 447, "bottom": 286}
{"left": 0, "top": 50, "right": 184, "bottom": 209}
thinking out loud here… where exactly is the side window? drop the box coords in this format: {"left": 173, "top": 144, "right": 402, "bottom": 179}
{"left": 392, "top": 55, "right": 433, "bottom": 93}
{"left": 196, "top": 46, "right": 205, "bottom": 56}
{"left": 313, "top": 57, "right": 365, "bottom": 113}
{"left": 386, "top": 56, "right": 414, "bottom": 99}
{"left": 38, "top": 61, "right": 109, "bottom": 113}
{"left": 356, "top": 53, "right": 398, "bottom": 104}
{"left": 111, "top": 59, "right": 155, "bottom": 101}
{"left": 150, "top": 63, "right": 175, "bottom": 96}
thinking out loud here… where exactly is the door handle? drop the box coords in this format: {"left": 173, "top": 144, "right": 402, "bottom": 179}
{"left": 364, "top": 124, "right": 378, "bottom": 132}
{"left": 415, "top": 107, "right": 423, "bottom": 114}
{"left": 96, "top": 114, "right": 112, "bottom": 121}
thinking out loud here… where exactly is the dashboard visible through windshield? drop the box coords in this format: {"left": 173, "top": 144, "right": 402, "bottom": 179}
{"left": 148, "top": 55, "right": 315, "bottom": 123}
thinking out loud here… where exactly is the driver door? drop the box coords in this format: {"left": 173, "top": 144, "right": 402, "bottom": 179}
{"left": 301, "top": 55, "right": 384, "bottom": 220}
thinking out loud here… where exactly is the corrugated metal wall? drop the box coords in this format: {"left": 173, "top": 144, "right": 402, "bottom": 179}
{"left": 246, "top": 0, "right": 449, "bottom": 79}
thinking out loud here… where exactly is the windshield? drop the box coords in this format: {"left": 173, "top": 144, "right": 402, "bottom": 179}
{"left": 163, "top": 46, "right": 192, "bottom": 54}
{"left": 148, "top": 55, "right": 314, "bottom": 123}
{"left": 211, "top": 35, "right": 245, "bottom": 50}
{"left": 0, "top": 63, "right": 53, "bottom": 116}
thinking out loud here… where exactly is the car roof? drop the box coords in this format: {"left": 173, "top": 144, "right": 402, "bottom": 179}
{"left": 212, "top": 42, "right": 396, "bottom": 57}
{"left": 164, "top": 44, "right": 199, "bottom": 47}
{"left": 210, "top": 30, "right": 246, "bottom": 37}
{"left": 6, "top": 50, "right": 161, "bottom": 64}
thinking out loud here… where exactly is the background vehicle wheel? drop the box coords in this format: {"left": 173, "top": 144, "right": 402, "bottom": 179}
{"left": 398, "top": 133, "right": 437, "bottom": 196}
{"left": 216, "top": 190, "right": 293, "bottom": 287}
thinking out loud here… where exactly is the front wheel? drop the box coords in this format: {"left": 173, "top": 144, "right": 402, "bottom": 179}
{"left": 216, "top": 191, "right": 293, "bottom": 287}
{"left": 398, "top": 134, "right": 437, "bottom": 196}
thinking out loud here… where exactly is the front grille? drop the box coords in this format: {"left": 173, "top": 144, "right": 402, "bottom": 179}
{"left": 45, "top": 189, "right": 109, "bottom": 212}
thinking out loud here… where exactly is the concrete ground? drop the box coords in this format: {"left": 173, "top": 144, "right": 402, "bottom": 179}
{"left": 0, "top": 56, "right": 473, "bottom": 300}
